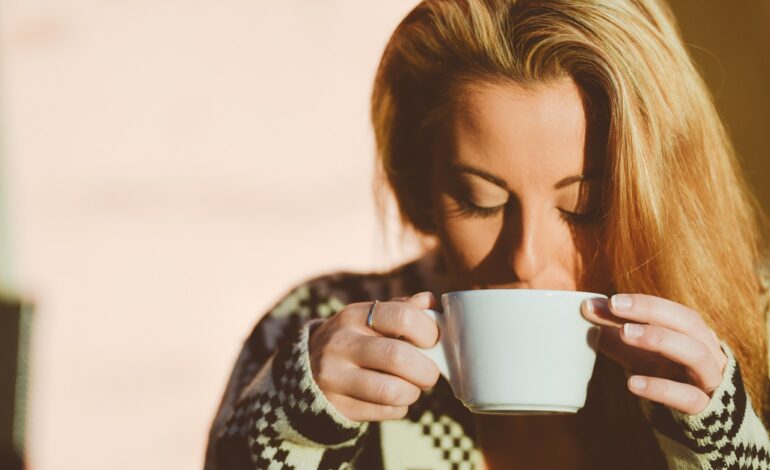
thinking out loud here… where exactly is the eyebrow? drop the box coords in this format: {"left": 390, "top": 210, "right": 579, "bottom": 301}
{"left": 453, "top": 164, "right": 509, "bottom": 189}
{"left": 554, "top": 174, "right": 598, "bottom": 189}
{"left": 453, "top": 164, "right": 599, "bottom": 190}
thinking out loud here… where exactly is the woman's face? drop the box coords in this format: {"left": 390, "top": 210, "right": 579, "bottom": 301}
{"left": 429, "top": 78, "right": 610, "bottom": 294}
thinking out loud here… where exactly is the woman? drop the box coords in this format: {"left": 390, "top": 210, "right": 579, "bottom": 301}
{"left": 205, "top": 0, "right": 770, "bottom": 468}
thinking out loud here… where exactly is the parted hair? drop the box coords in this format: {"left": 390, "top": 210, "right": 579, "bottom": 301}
{"left": 371, "top": 0, "right": 769, "bottom": 465}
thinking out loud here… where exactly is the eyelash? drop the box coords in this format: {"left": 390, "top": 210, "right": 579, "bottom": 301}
{"left": 558, "top": 209, "right": 599, "bottom": 225}
{"left": 455, "top": 199, "right": 503, "bottom": 218}
{"left": 455, "top": 199, "right": 599, "bottom": 225}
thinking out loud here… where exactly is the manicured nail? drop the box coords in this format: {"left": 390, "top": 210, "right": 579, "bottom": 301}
{"left": 623, "top": 323, "right": 644, "bottom": 339}
{"left": 628, "top": 376, "right": 647, "bottom": 391}
{"left": 611, "top": 294, "right": 632, "bottom": 311}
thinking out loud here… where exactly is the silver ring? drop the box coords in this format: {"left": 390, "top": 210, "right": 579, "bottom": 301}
{"left": 366, "top": 300, "right": 379, "bottom": 331}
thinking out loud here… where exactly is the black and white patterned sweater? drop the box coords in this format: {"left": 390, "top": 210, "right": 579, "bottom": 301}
{"left": 204, "top": 251, "right": 770, "bottom": 469}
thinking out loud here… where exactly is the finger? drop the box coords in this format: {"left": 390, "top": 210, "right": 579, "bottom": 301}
{"left": 608, "top": 294, "right": 719, "bottom": 356}
{"left": 596, "top": 325, "right": 629, "bottom": 365}
{"left": 581, "top": 298, "right": 625, "bottom": 327}
{"left": 597, "top": 326, "right": 658, "bottom": 370}
{"left": 329, "top": 367, "right": 421, "bottom": 407}
{"left": 620, "top": 323, "right": 723, "bottom": 393}
{"left": 404, "top": 291, "right": 440, "bottom": 310}
{"left": 364, "top": 296, "right": 440, "bottom": 348}
{"left": 354, "top": 336, "right": 441, "bottom": 389}
{"left": 324, "top": 392, "right": 409, "bottom": 422}
{"left": 626, "top": 375, "right": 710, "bottom": 415}
{"left": 597, "top": 325, "right": 688, "bottom": 380}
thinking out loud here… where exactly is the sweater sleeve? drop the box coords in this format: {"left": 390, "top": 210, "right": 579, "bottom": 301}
{"left": 644, "top": 341, "right": 770, "bottom": 469}
{"left": 205, "top": 283, "right": 369, "bottom": 470}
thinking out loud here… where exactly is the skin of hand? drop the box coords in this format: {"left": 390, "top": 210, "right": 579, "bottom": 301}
{"left": 308, "top": 291, "right": 442, "bottom": 422}
{"left": 581, "top": 293, "right": 729, "bottom": 415}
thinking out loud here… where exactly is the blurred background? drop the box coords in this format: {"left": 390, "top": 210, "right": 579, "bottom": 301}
{"left": 0, "top": 1, "right": 768, "bottom": 469}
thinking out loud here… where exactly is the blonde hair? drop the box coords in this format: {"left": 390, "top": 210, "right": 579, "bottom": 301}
{"left": 371, "top": 0, "right": 769, "bottom": 464}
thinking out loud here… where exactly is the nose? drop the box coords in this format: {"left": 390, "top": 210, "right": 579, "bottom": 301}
{"left": 505, "top": 203, "right": 549, "bottom": 283}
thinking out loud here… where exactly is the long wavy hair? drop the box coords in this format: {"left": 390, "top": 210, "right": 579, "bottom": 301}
{"left": 370, "top": 0, "right": 769, "bottom": 466}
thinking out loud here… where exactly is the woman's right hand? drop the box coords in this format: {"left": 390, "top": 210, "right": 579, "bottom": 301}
{"left": 308, "top": 291, "right": 441, "bottom": 422}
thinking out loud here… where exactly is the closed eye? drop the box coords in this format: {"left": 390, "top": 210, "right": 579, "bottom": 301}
{"left": 454, "top": 198, "right": 505, "bottom": 218}
{"left": 558, "top": 208, "right": 600, "bottom": 225}
{"left": 454, "top": 198, "right": 600, "bottom": 225}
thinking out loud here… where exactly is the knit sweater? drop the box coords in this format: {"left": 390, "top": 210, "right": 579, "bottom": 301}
{"left": 204, "top": 251, "right": 770, "bottom": 469}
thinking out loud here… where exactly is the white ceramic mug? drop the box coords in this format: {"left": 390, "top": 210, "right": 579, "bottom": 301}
{"left": 418, "top": 289, "right": 605, "bottom": 414}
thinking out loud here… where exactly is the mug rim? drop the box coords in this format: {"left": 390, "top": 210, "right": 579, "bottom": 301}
{"left": 441, "top": 288, "right": 608, "bottom": 299}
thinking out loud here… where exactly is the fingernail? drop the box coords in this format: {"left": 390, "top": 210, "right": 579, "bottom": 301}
{"left": 581, "top": 299, "right": 594, "bottom": 314}
{"left": 623, "top": 323, "right": 644, "bottom": 339}
{"left": 611, "top": 294, "right": 632, "bottom": 311}
{"left": 412, "top": 291, "right": 431, "bottom": 301}
{"left": 628, "top": 376, "right": 647, "bottom": 391}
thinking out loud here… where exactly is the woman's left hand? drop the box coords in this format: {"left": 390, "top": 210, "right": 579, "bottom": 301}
{"left": 581, "top": 293, "right": 728, "bottom": 415}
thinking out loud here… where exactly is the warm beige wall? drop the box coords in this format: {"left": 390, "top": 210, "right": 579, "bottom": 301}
{"left": 1, "top": 2, "right": 421, "bottom": 469}
{"left": 668, "top": 1, "right": 770, "bottom": 224}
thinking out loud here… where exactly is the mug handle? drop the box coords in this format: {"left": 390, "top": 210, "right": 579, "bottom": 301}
{"left": 417, "top": 309, "right": 452, "bottom": 382}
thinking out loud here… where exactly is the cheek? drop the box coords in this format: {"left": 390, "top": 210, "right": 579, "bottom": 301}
{"left": 537, "top": 226, "right": 606, "bottom": 292}
{"left": 571, "top": 226, "right": 611, "bottom": 291}
{"left": 443, "top": 218, "right": 501, "bottom": 264}
{"left": 560, "top": 227, "right": 615, "bottom": 294}
{"left": 545, "top": 223, "right": 585, "bottom": 276}
{"left": 435, "top": 195, "right": 501, "bottom": 267}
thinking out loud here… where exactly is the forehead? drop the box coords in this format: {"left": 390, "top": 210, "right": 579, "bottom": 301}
{"left": 446, "top": 78, "right": 592, "bottom": 180}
